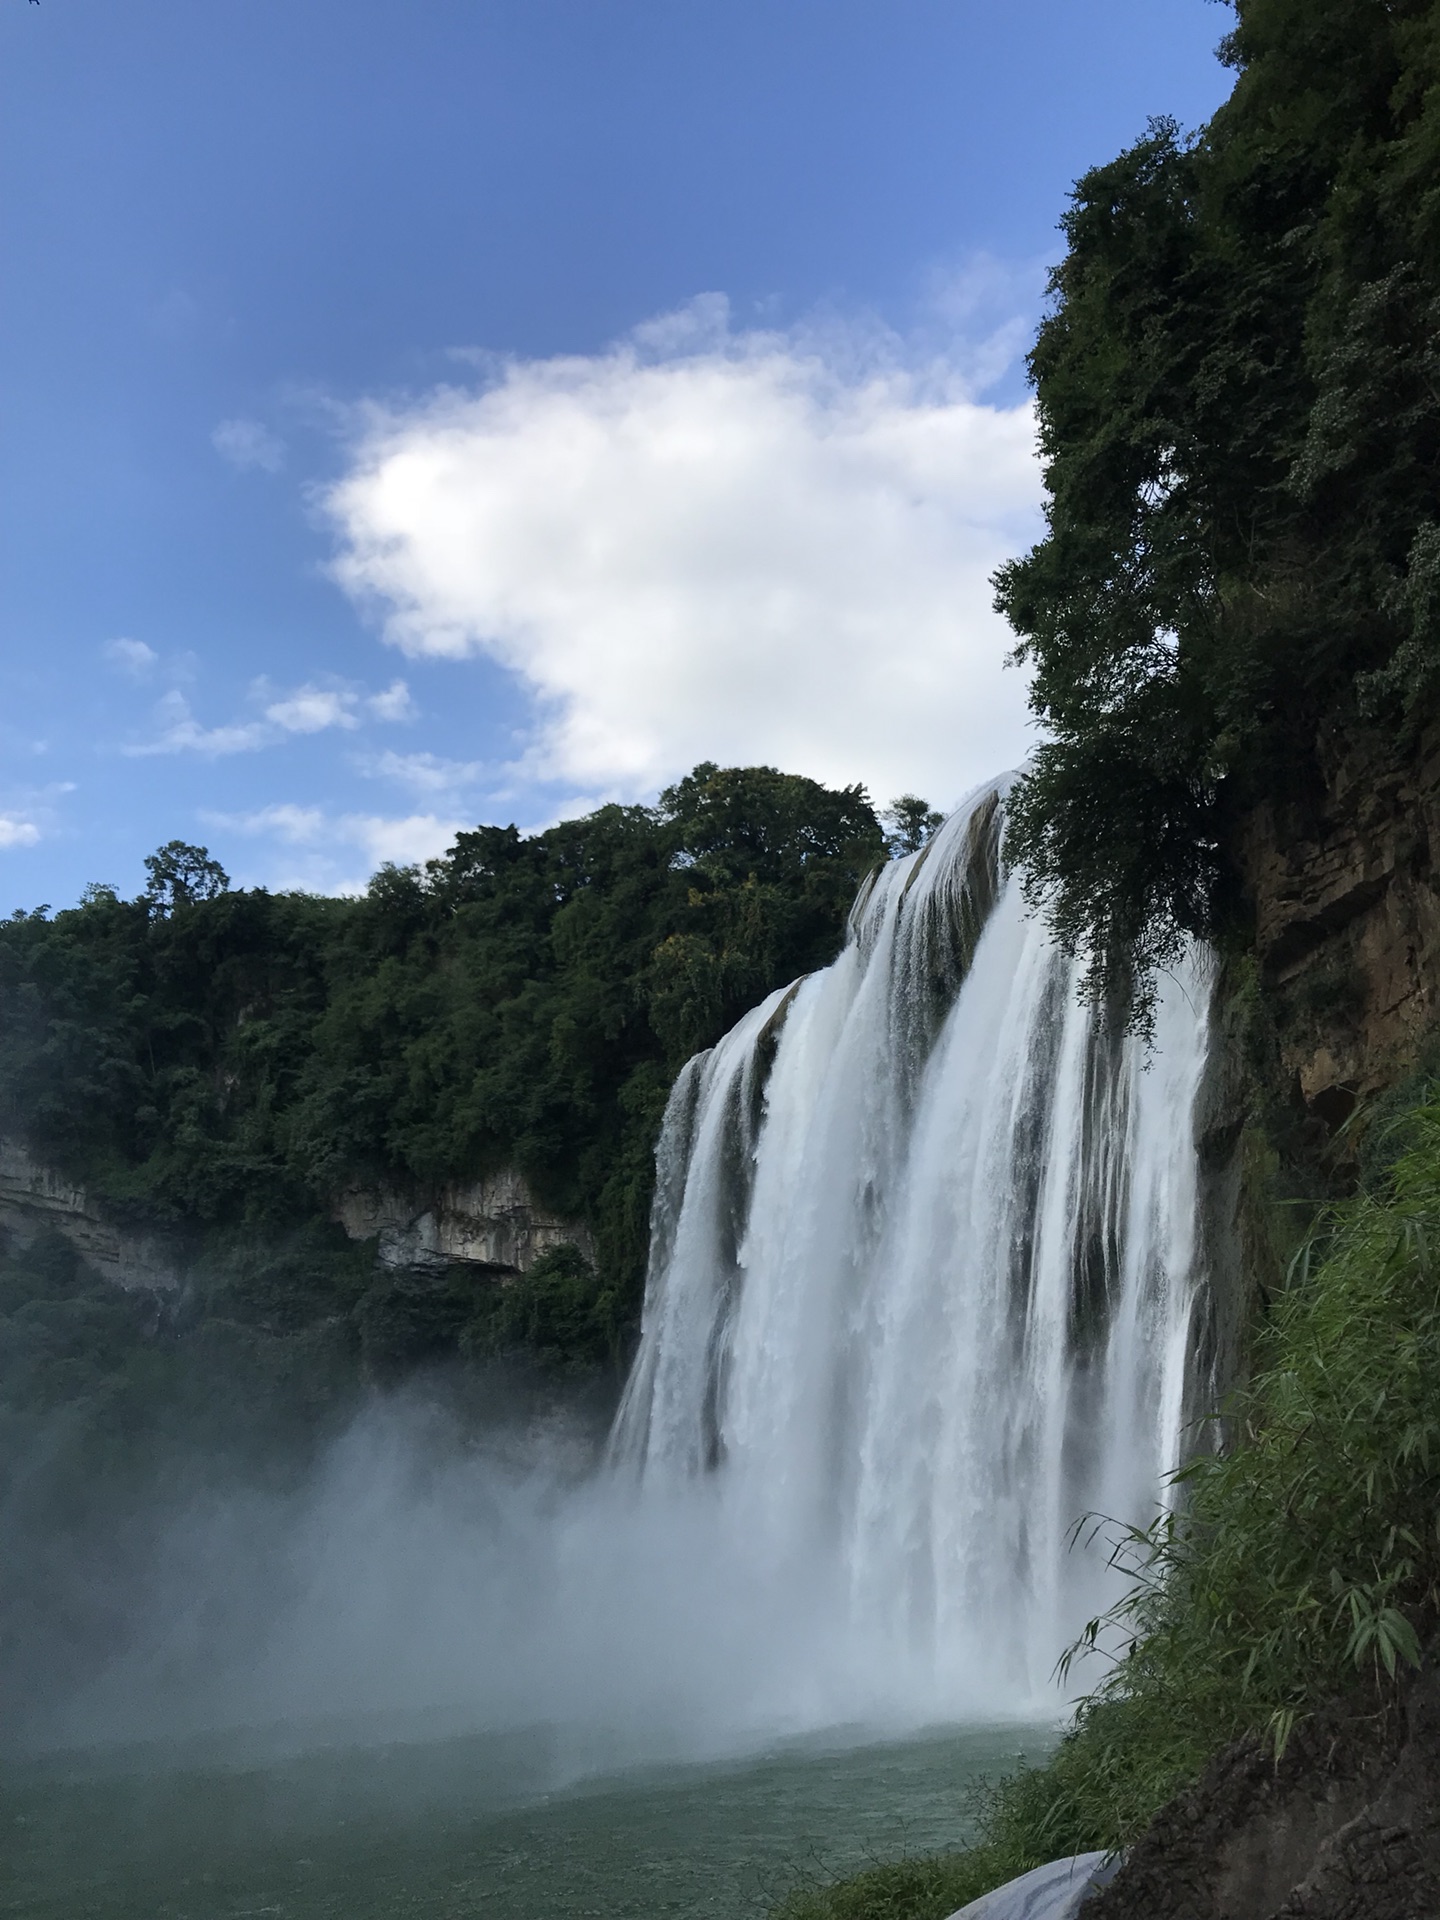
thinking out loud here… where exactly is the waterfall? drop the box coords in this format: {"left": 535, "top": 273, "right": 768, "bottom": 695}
{"left": 22, "top": 781, "right": 1214, "bottom": 1758}
{"left": 611, "top": 779, "right": 1213, "bottom": 1711}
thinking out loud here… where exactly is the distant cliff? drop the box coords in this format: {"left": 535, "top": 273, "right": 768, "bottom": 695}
{"left": 0, "top": 1129, "right": 591, "bottom": 1296}
{"left": 0, "top": 762, "right": 888, "bottom": 1379}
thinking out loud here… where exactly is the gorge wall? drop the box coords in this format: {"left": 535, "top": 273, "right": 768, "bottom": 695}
{"left": 0, "top": 1132, "right": 590, "bottom": 1297}
{"left": 0, "top": 1136, "right": 180, "bottom": 1292}
{"left": 331, "top": 1169, "right": 595, "bottom": 1275}
{"left": 1236, "top": 717, "right": 1440, "bottom": 1130}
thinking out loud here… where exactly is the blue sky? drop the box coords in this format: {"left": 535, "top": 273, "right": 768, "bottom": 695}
{"left": 0, "top": 0, "right": 1233, "bottom": 906}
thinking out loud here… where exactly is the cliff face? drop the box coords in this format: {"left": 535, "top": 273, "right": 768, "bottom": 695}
{"left": 332, "top": 1169, "right": 596, "bottom": 1276}
{"left": 1186, "top": 720, "right": 1440, "bottom": 1424}
{"left": 0, "top": 1133, "right": 591, "bottom": 1297}
{"left": 1235, "top": 717, "right": 1440, "bottom": 1127}
{"left": 0, "top": 1137, "right": 180, "bottom": 1291}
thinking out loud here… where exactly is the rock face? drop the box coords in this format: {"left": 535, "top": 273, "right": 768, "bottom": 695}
{"left": 1087, "top": 1673, "right": 1440, "bottom": 1920}
{"left": 0, "top": 1136, "right": 179, "bottom": 1291}
{"left": 1235, "top": 718, "right": 1440, "bottom": 1126}
{"left": 0, "top": 1134, "right": 592, "bottom": 1295}
{"left": 332, "top": 1167, "right": 594, "bottom": 1276}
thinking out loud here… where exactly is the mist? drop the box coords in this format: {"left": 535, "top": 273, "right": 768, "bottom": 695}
{"left": 3, "top": 1381, "right": 991, "bottom": 1780}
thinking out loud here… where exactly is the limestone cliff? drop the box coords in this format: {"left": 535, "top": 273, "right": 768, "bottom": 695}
{"left": 0, "top": 1137, "right": 179, "bottom": 1291}
{"left": 331, "top": 1168, "right": 595, "bottom": 1276}
{"left": 1235, "top": 717, "right": 1440, "bottom": 1128}
{"left": 0, "top": 1132, "right": 591, "bottom": 1296}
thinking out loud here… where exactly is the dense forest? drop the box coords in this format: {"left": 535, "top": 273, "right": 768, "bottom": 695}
{"left": 0, "top": 764, "right": 926, "bottom": 1395}
{"left": 998, "top": 0, "right": 1440, "bottom": 1013}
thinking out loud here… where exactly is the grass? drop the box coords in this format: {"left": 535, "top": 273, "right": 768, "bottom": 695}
{"left": 771, "top": 1090, "right": 1440, "bottom": 1919}
{"left": 768, "top": 1850, "right": 1011, "bottom": 1920}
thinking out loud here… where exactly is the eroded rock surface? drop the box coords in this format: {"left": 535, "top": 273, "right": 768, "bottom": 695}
{"left": 1087, "top": 1674, "right": 1440, "bottom": 1920}
{"left": 333, "top": 1167, "right": 594, "bottom": 1275}
{"left": 1236, "top": 719, "right": 1440, "bottom": 1125}
{"left": 0, "top": 1135, "right": 179, "bottom": 1290}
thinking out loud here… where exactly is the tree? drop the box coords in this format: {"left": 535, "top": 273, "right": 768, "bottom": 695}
{"left": 142, "top": 842, "right": 230, "bottom": 915}
{"left": 882, "top": 795, "right": 944, "bottom": 858}
{"left": 994, "top": 0, "right": 1440, "bottom": 1013}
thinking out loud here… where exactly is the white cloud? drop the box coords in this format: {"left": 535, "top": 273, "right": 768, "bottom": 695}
{"left": 264, "top": 685, "right": 361, "bottom": 734}
{"left": 0, "top": 814, "right": 40, "bottom": 850}
{"left": 324, "top": 294, "right": 1043, "bottom": 810}
{"left": 366, "top": 678, "right": 417, "bottom": 722}
{"left": 212, "top": 416, "right": 286, "bottom": 474}
{"left": 126, "top": 678, "right": 414, "bottom": 757}
{"left": 366, "top": 748, "right": 483, "bottom": 797}
{"left": 206, "top": 803, "right": 462, "bottom": 894}
{"left": 105, "top": 637, "right": 159, "bottom": 677}
{"left": 351, "top": 813, "right": 461, "bottom": 868}
{"left": 127, "top": 690, "right": 269, "bottom": 757}
{"left": 220, "top": 803, "right": 328, "bottom": 844}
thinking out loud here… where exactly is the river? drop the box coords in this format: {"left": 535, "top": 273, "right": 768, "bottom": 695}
{"left": 2, "top": 1720, "right": 1055, "bottom": 1919}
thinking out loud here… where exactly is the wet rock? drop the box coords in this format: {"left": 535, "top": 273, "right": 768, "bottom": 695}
{"left": 1086, "top": 1673, "right": 1440, "bottom": 1919}
{"left": 1234, "top": 717, "right": 1440, "bottom": 1122}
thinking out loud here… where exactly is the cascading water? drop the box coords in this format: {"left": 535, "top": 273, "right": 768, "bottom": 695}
{"left": 23, "top": 776, "right": 1215, "bottom": 1764}
{"left": 611, "top": 777, "right": 1213, "bottom": 1713}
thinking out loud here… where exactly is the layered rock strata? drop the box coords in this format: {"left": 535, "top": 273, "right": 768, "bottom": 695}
{"left": 0, "top": 1135, "right": 180, "bottom": 1291}
{"left": 332, "top": 1167, "right": 594, "bottom": 1275}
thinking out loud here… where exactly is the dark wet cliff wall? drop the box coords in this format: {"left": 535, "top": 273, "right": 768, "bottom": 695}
{"left": 1236, "top": 718, "right": 1440, "bottom": 1131}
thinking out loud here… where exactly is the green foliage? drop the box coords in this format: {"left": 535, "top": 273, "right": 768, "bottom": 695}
{"left": 0, "top": 764, "right": 884, "bottom": 1369}
{"left": 768, "top": 1849, "right": 1007, "bottom": 1920}
{"left": 881, "top": 796, "right": 945, "bottom": 859}
{"left": 0, "top": 1223, "right": 365, "bottom": 1502}
{"left": 996, "top": 0, "right": 1440, "bottom": 1008}
{"left": 460, "top": 1244, "right": 621, "bottom": 1375}
{"left": 774, "top": 1087, "right": 1440, "bottom": 1916}
{"left": 142, "top": 840, "right": 231, "bottom": 913}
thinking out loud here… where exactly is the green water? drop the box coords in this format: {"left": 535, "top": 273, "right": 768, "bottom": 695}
{"left": 0, "top": 1721, "right": 1056, "bottom": 1919}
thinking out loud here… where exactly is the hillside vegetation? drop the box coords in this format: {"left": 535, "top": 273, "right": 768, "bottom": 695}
{"left": 997, "top": 0, "right": 1440, "bottom": 1014}
{"left": 0, "top": 763, "right": 888, "bottom": 1379}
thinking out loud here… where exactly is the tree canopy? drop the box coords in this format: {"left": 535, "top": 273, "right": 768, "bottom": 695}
{"left": 996, "top": 0, "right": 1440, "bottom": 1007}
{"left": 0, "top": 764, "right": 885, "bottom": 1348}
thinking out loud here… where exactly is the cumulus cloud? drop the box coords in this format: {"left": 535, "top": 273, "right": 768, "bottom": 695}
{"left": 128, "top": 690, "right": 269, "bottom": 757}
{"left": 0, "top": 814, "right": 41, "bottom": 850}
{"left": 105, "top": 637, "right": 159, "bottom": 677}
{"left": 324, "top": 295, "right": 1043, "bottom": 810}
{"left": 126, "top": 679, "right": 416, "bottom": 757}
{"left": 366, "top": 678, "right": 418, "bottom": 723}
{"left": 264, "top": 685, "right": 361, "bottom": 735}
{"left": 206, "top": 803, "right": 462, "bottom": 894}
{"left": 212, "top": 417, "right": 287, "bottom": 474}
{"left": 366, "top": 749, "right": 484, "bottom": 798}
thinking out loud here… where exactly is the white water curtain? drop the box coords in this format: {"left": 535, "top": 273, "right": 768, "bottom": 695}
{"left": 612, "top": 781, "right": 1212, "bottom": 1708}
